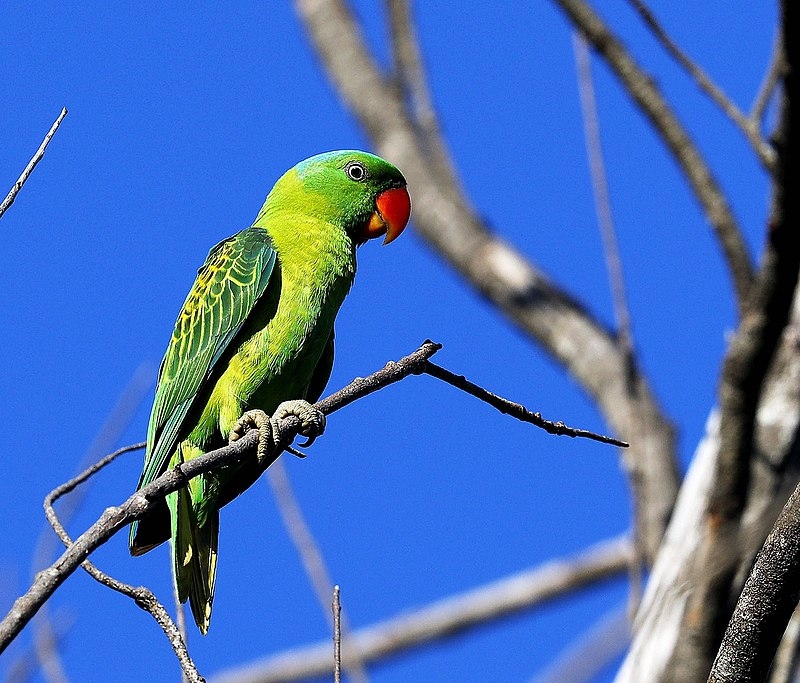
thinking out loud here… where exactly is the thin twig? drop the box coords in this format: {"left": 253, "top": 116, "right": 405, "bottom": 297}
{"left": 626, "top": 0, "right": 776, "bottom": 171}
{"left": 266, "top": 463, "right": 369, "bottom": 683}
{"left": 553, "top": 0, "right": 754, "bottom": 310}
{"left": 3, "top": 338, "right": 626, "bottom": 661}
{"left": 423, "top": 361, "right": 629, "bottom": 447}
{"left": 210, "top": 536, "right": 633, "bottom": 683}
{"left": 43, "top": 443, "right": 206, "bottom": 683}
{"left": 572, "top": 32, "right": 635, "bottom": 377}
{"left": 751, "top": 32, "right": 785, "bottom": 125}
{"left": 0, "top": 108, "right": 68, "bottom": 221}
{"left": 333, "top": 586, "right": 342, "bottom": 683}
{"left": 30, "top": 363, "right": 154, "bottom": 683}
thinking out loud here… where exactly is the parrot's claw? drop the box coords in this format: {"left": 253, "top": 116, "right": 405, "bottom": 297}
{"left": 272, "top": 400, "right": 326, "bottom": 449}
{"left": 229, "top": 409, "right": 274, "bottom": 466}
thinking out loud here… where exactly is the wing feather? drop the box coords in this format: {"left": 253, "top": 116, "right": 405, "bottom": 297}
{"left": 136, "top": 228, "right": 277, "bottom": 491}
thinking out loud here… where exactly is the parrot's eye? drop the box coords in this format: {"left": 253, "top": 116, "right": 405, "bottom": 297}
{"left": 345, "top": 161, "right": 368, "bottom": 182}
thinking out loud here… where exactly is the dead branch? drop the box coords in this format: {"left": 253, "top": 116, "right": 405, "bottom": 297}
{"left": 553, "top": 0, "right": 754, "bottom": 310}
{"left": 295, "top": 0, "right": 676, "bottom": 566}
{"left": 708, "top": 479, "right": 800, "bottom": 682}
{"left": 44, "top": 443, "right": 204, "bottom": 683}
{"left": 1, "top": 340, "right": 616, "bottom": 662}
{"left": 210, "top": 536, "right": 633, "bottom": 683}
{"left": 626, "top": 0, "right": 777, "bottom": 171}
{"left": 332, "top": 586, "right": 342, "bottom": 683}
{"left": 669, "top": 8, "right": 800, "bottom": 675}
{"left": 0, "top": 108, "right": 68, "bottom": 221}
{"left": 266, "top": 462, "right": 369, "bottom": 683}
{"left": 422, "top": 361, "right": 628, "bottom": 447}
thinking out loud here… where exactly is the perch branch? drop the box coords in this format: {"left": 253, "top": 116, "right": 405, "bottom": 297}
{"left": 0, "top": 108, "right": 68, "bottom": 221}
{"left": 422, "top": 361, "right": 628, "bottom": 447}
{"left": 3, "top": 340, "right": 617, "bottom": 656}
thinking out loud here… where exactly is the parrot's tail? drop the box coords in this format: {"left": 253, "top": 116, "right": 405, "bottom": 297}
{"left": 167, "top": 484, "right": 219, "bottom": 635}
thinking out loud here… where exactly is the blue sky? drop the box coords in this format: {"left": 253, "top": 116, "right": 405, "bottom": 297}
{"left": 0, "top": 3, "right": 776, "bottom": 681}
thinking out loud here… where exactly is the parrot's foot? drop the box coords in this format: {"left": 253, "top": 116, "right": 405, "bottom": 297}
{"left": 229, "top": 409, "right": 274, "bottom": 466}
{"left": 272, "top": 400, "right": 326, "bottom": 448}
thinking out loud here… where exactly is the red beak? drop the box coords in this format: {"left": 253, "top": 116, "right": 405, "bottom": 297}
{"left": 362, "top": 186, "right": 412, "bottom": 245}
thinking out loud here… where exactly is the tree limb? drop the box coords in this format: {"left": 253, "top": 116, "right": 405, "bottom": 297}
{"left": 295, "top": 0, "right": 676, "bottom": 565}
{"left": 708, "top": 479, "right": 800, "bottom": 682}
{"left": 2, "top": 340, "right": 614, "bottom": 658}
{"left": 552, "top": 0, "right": 754, "bottom": 310}
{"left": 626, "top": 0, "right": 777, "bottom": 172}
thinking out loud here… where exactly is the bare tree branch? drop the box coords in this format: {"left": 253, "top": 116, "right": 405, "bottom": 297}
{"left": 266, "top": 462, "right": 369, "bottom": 683}
{"left": 752, "top": 33, "right": 785, "bottom": 125}
{"left": 572, "top": 32, "right": 634, "bottom": 366}
{"left": 0, "top": 340, "right": 442, "bottom": 654}
{"left": 332, "top": 586, "right": 342, "bottom": 683}
{"left": 708, "top": 479, "right": 800, "bottom": 682}
{"left": 295, "top": 0, "right": 676, "bottom": 565}
{"left": 423, "top": 361, "right": 628, "bottom": 446}
{"left": 672, "top": 12, "right": 800, "bottom": 675}
{"left": 0, "top": 108, "right": 68, "bottom": 221}
{"left": 43, "top": 443, "right": 205, "bottom": 683}
{"left": 531, "top": 604, "right": 630, "bottom": 683}
{"left": 3, "top": 340, "right": 608, "bottom": 660}
{"left": 552, "top": 0, "right": 754, "bottom": 310}
{"left": 210, "top": 536, "right": 633, "bottom": 683}
{"left": 626, "top": 0, "right": 777, "bottom": 171}
{"left": 30, "top": 363, "right": 154, "bottom": 683}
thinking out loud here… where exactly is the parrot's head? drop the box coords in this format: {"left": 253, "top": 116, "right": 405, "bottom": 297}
{"left": 267, "top": 150, "right": 411, "bottom": 246}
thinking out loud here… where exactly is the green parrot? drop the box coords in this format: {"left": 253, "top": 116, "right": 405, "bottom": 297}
{"left": 129, "top": 150, "right": 411, "bottom": 633}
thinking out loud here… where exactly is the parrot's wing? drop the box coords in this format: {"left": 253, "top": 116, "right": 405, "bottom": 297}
{"left": 139, "top": 227, "right": 277, "bottom": 490}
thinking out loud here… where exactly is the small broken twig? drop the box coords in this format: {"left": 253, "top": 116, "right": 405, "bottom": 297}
{"left": 333, "top": 586, "right": 342, "bottom": 683}
{"left": 0, "top": 108, "right": 68, "bottom": 221}
{"left": 423, "top": 361, "right": 629, "bottom": 447}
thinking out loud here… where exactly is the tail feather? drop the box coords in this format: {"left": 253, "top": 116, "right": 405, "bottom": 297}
{"left": 167, "top": 485, "right": 219, "bottom": 635}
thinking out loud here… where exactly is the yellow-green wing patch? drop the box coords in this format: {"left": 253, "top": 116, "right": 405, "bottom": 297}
{"left": 138, "top": 228, "right": 276, "bottom": 490}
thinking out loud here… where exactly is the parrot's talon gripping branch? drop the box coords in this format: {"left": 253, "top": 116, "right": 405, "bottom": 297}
{"left": 229, "top": 409, "right": 275, "bottom": 467}
{"left": 272, "top": 399, "right": 327, "bottom": 449}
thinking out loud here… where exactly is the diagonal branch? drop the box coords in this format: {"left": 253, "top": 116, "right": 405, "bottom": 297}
{"left": 266, "top": 462, "right": 370, "bottom": 683}
{"left": 0, "top": 108, "right": 68, "bottom": 221}
{"left": 210, "top": 536, "right": 633, "bottom": 683}
{"left": 43, "top": 442, "right": 204, "bottom": 683}
{"left": 295, "top": 0, "right": 676, "bottom": 565}
{"left": 553, "top": 0, "right": 754, "bottom": 310}
{"left": 1, "top": 340, "right": 616, "bottom": 656}
{"left": 708, "top": 479, "right": 800, "bottom": 682}
{"left": 626, "top": 0, "right": 777, "bottom": 172}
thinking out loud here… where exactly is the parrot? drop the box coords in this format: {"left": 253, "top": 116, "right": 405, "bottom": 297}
{"left": 129, "top": 150, "right": 411, "bottom": 634}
